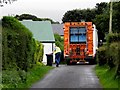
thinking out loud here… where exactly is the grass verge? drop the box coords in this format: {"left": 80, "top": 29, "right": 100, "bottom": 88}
{"left": 95, "top": 65, "right": 120, "bottom": 89}
{"left": 2, "top": 65, "right": 54, "bottom": 89}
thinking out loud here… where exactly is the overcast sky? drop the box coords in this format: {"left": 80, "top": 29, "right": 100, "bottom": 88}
{"left": 1, "top": 0, "right": 110, "bottom": 22}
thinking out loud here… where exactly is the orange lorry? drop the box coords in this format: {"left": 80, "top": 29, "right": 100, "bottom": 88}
{"left": 64, "top": 22, "right": 98, "bottom": 64}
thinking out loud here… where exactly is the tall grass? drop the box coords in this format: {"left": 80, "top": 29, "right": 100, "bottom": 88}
{"left": 95, "top": 65, "right": 120, "bottom": 89}
{"left": 2, "top": 65, "right": 53, "bottom": 89}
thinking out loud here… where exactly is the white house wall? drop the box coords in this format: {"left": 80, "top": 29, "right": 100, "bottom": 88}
{"left": 42, "top": 43, "right": 55, "bottom": 65}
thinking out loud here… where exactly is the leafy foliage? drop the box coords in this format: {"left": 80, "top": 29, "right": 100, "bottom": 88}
{"left": 94, "top": 2, "right": 120, "bottom": 41}
{"left": 62, "top": 9, "right": 96, "bottom": 23}
{"left": 54, "top": 34, "right": 64, "bottom": 62}
{"left": 0, "top": 0, "right": 17, "bottom": 7}
{"left": 93, "top": 13, "right": 109, "bottom": 41}
{"left": 54, "top": 34, "right": 64, "bottom": 51}
{"left": 106, "top": 33, "right": 120, "bottom": 44}
{"left": 34, "top": 40, "right": 44, "bottom": 65}
{"left": 2, "top": 69, "right": 25, "bottom": 88}
{"left": 62, "top": 9, "right": 82, "bottom": 23}
{"left": 106, "top": 33, "right": 120, "bottom": 70}
{"left": 2, "top": 16, "right": 35, "bottom": 71}
{"left": 97, "top": 46, "right": 107, "bottom": 66}
{"left": 2, "top": 16, "right": 44, "bottom": 88}
{"left": 2, "top": 65, "right": 53, "bottom": 88}
{"left": 62, "top": 2, "right": 108, "bottom": 23}
{"left": 62, "top": 2, "right": 120, "bottom": 41}
{"left": 97, "top": 33, "right": 120, "bottom": 77}
{"left": 95, "top": 2, "right": 108, "bottom": 15}
{"left": 15, "top": 14, "right": 60, "bottom": 24}
{"left": 112, "top": 2, "right": 120, "bottom": 33}
{"left": 95, "top": 65, "right": 120, "bottom": 88}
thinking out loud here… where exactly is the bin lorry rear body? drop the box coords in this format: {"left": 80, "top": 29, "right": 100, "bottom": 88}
{"left": 64, "top": 22, "right": 98, "bottom": 64}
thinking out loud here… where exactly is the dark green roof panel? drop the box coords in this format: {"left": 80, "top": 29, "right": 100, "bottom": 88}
{"left": 21, "top": 21, "right": 55, "bottom": 42}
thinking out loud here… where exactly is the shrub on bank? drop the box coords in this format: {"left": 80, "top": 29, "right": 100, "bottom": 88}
{"left": 54, "top": 33, "right": 64, "bottom": 51}
{"left": 34, "top": 40, "right": 44, "bottom": 65}
{"left": 2, "top": 65, "right": 53, "bottom": 88}
{"left": 106, "top": 33, "right": 120, "bottom": 77}
{"left": 97, "top": 33, "right": 120, "bottom": 77}
{"left": 54, "top": 33, "right": 64, "bottom": 62}
{"left": 108, "top": 42, "right": 120, "bottom": 77}
{"left": 2, "top": 16, "right": 35, "bottom": 70}
{"left": 2, "top": 16, "right": 44, "bottom": 88}
{"left": 97, "top": 46, "right": 107, "bottom": 66}
{"left": 106, "top": 33, "right": 120, "bottom": 44}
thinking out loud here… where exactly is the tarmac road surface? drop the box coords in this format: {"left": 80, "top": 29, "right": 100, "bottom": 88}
{"left": 30, "top": 65, "right": 102, "bottom": 89}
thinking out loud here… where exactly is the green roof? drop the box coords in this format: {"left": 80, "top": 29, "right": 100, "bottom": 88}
{"left": 21, "top": 21, "right": 55, "bottom": 42}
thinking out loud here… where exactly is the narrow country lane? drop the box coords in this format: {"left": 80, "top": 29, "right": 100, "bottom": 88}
{"left": 30, "top": 65, "right": 102, "bottom": 89}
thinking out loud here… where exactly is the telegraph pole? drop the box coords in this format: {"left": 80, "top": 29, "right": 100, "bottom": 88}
{"left": 109, "top": 0, "right": 113, "bottom": 33}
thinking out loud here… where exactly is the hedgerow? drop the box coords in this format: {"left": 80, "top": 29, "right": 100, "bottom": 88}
{"left": 97, "top": 33, "right": 120, "bottom": 78}
{"left": 106, "top": 33, "right": 120, "bottom": 44}
{"left": 34, "top": 40, "right": 44, "bottom": 65}
{"left": 97, "top": 46, "right": 107, "bottom": 66}
{"left": 2, "top": 16, "right": 35, "bottom": 71}
{"left": 2, "top": 16, "right": 44, "bottom": 88}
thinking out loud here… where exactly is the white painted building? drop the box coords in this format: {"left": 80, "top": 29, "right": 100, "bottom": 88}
{"left": 21, "top": 21, "right": 55, "bottom": 65}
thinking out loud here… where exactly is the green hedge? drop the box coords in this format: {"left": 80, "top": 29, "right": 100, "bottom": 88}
{"left": 54, "top": 33, "right": 64, "bottom": 62}
{"left": 2, "top": 16, "right": 44, "bottom": 87}
{"left": 54, "top": 33, "right": 64, "bottom": 51}
{"left": 106, "top": 33, "right": 120, "bottom": 77}
{"left": 106, "top": 33, "right": 120, "bottom": 44}
{"left": 98, "top": 33, "right": 120, "bottom": 77}
{"left": 34, "top": 40, "right": 44, "bottom": 65}
{"left": 2, "top": 16, "right": 35, "bottom": 71}
{"left": 107, "top": 42, "right": 120, "bottom": 77}
{"left": 97, "top": 46, "right": 107, "bottom": 66}
{"left": 2, "top": 65, "right": 53, "bottom": 88}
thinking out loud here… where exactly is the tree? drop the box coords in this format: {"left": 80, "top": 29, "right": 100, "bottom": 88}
{"left": 62, "top": 9, "right": 82, "bottom": 23}
{"left": 15, "top": 14, "right": 41, "bottom": 21}
{"left": 15, "top": 14, "right": 60, "bottom": 24}
{"left": 54, "top": 34, "right": 64, "bottom": 51}
{"left": 93, "top": 2, "right": 120, "bottom": 41}
{"left": 62, "top": 2, "right": 120, "bottom": 41}
{"left": 112, "top": 1, "right": 120, "bottom": 33}
{"left": 95, "top": 2, "right": 108, "bottom": 15}
{"left": 62, "top": 9, "right": 96, "bottom": 23}
{"left": 93, "top": 14, "right": 109, "bottom": 41}
{"left": 0, "top": 0, "right": 17, "bottom": 7}
{"left": 81, "top": 8, "right": 96, "bottom": 22}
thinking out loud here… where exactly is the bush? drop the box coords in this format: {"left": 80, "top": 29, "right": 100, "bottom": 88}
{"left": 107, "top": 42, "right": 120, "bottom": 77}
{"left": 2, "top": 69, "right": 25, "bottom": 88}
{"left": 2, "top": 65, "right": 53, "bottom": 88}
{"left": 106, "top": 33, "right": 120, "bottom": 77}
{"left": 107, "top": 43, "right": 117, "bottom": 68}
{"left": 54, "top": 34, "right": 64, "bottom": 62}
{"left": 54, "top": 34, "right": 64, "bottom": 51}
{"left": 97, "top": 46, "right": 107, "bottom": 66}
{"left": 2, "top": 16, "right": 43, "bottom": 87}
{"left": 106, "top": 33, "right": 120, "bottom": 44}
{"left": 34, "top": 40, "right": 44, "bottom": 65}
{"left": 2, "top": 16, "right": 36, "bottom": 71}
{"left": 2, "top": 16, "right": 45, "bottom": 88}
{"left": 2, "top": 16, "right": 46, "bottom": 88}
